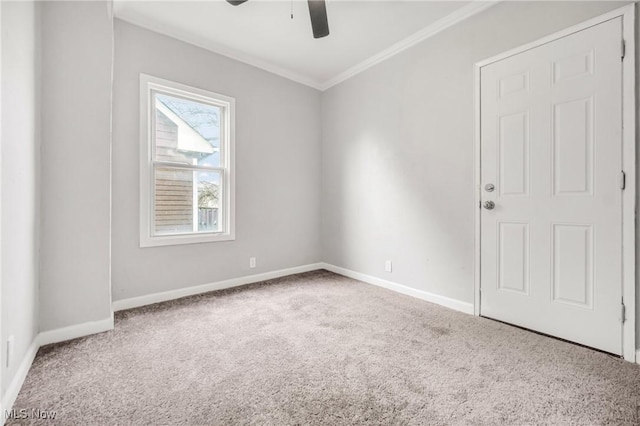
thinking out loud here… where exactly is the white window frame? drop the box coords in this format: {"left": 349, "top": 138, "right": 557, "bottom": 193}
{"left": 139, "top": 74, "right": 235, "bottom": 247}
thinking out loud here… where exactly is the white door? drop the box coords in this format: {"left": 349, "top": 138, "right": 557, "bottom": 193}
{"left": 480, "top": 18, "right": 623, "bottom": 355}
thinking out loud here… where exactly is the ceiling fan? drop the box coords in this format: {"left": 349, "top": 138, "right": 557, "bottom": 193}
{"left": 225, "top": 0, "right": 330, "bottom": 39}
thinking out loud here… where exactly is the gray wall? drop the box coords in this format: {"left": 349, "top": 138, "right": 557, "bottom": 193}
{"left": 1, "top": 0, "right": 39, "bottom": 396}
{"left": 111, "top": 21, "right": 322, "bottom": 302}
{"left": 321, "top": 1, "right": 635, "bottom": 335}
{"left": 39, "top": 1, "right": 113, "bottom": 331}
{"left": 10, "top": 1, "right": 637, "bottom": 363}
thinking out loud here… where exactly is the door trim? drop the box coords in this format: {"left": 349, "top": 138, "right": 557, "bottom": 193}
{"left": 473, "top": 4, "right": 636, "bottom": 362}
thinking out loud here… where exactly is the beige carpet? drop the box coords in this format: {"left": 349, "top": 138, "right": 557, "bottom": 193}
{"left": 8, "top": 270, "right": 640, "bottom": 425}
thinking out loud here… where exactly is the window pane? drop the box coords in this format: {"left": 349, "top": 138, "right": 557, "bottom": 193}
{"left": 153, "top": 92, "right": 221, "bottom": 167}
{"left": 154, "top": 167, "right": 222, "bottom": 235}
{"left": 196, "top": 171, "right": 222, "bottom": 233}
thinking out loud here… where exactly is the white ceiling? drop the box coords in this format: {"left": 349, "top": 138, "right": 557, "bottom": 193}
{"left": 113, "top": 1, "right": 494, "bottom": 90}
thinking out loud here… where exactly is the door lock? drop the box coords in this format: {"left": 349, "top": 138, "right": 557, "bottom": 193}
{"left": 483, "top": 201, "right": 495, "bottom": 210}
{"left": 485, "top": 183, "right": 495, "bottom": 192}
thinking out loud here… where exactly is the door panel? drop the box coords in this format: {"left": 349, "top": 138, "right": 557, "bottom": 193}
{"left": 552, "top": 224, "right": 593, "bottom": 308}
{"left": 499, "top": 112, "right": 529, "bottom": 196}
{"left": 480, "top": 18, "right": 623, "bottom": 355}
{"left": 552, "top": 96, "right": 593, "bottom": 195}
{"left": 497, "top": 222, "right": 529, "bottom": 295}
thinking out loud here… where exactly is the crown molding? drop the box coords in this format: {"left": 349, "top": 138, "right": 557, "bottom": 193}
{"left": 319, "top": 1, "right": 498, "bottom": 91}
{"left": 115, "top": 15, "right": 325, "bottom": 91}
{"left": 115, "top": 1, "right": 499, "bottom": 92}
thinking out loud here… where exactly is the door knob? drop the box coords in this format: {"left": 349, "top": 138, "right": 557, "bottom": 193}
{"left": 483, "top": 201, "right": 495, "bottom": 210}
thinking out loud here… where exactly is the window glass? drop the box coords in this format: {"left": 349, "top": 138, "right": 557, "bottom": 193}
{"left": 154, "top": 168, "right": 222, "bottom": 236}
{"left": 153, "top": 93, "right": 221, "bottom": 168}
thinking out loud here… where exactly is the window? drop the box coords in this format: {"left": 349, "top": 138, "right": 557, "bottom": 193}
{"left": 140, "top": 74, "right": 235, "bottom": 247}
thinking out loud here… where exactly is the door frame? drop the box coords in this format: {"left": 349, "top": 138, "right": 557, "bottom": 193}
{"left": 473, "top": 4, "right": 637, "bottom": 362}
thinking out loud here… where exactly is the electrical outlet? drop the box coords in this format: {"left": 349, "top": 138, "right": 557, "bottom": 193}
{"left": 249, "top": 257, "right": 257, "bottom": 268}
{"left": 6, "top": 335, "right": 14, "bottom": 368}
{"left": 385, "top": 260, "right": 392, "bottom": 273}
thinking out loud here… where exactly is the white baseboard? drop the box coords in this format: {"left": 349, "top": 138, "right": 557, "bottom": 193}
{"left": 112, "top": 261, "right": 474, "bottom": 315}
{"left": 1, "top": 315, "right": 115, "bottom": 422}
{"left": 321, "top": 263, "right": 474, "bottom": 315}
{"left": 1, "top": 337, "right": 39, "bottom": 423}
{"left": 38, "top": 314, "right": 114, "bottom": 347}
{"left": 112, "top": 263, "right": 325, "bottom": 311}
{"left": 636, "top": 350, "right": 640, "bottom": 365}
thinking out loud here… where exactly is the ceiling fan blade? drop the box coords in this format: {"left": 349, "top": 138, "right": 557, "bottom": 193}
{"left": 226, "top": 0, "right": 248, "bottom": 6}
{"left": 307, "top": 0, "right": 329, "bottom": 39}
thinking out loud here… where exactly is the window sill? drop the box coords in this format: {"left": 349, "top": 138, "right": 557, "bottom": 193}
{"left": 140, "top": 232, "right": 235, "bottom": 248}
